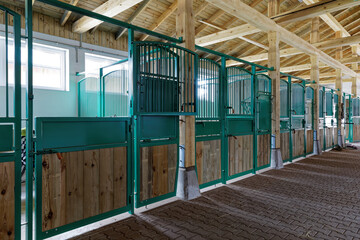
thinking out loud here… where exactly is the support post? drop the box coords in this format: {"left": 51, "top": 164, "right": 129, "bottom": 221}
{"left": 268, "top": 0, "right": 282, "bottom": 168}
{"left": 268, "top": 30, "right": 283, "bottom": 168}
{"left": 351, "top": 46, "right": 358, "bottom": 98}
{"left": 176, "top": 0, "right": 200, "bottom": 200}
{"left": 335, "top": 31, "right": 344, "bottom": 147}
{"left": 310, "top": 17, "right": 321, "bottom": 154}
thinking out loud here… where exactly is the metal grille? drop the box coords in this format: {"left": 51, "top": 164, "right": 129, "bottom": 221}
{"left": 256, "top": 74, "right": 271, "bottom": 132}
{"left": 78, "top": 77, "right": 100, "bottom": 117}
{"left": 226, "top": 67, "right": 252, "bottom": 115}
{"left": 325, "top": 91, "right": 333, "bottom": 116}
{"left": 305, "top": 87, "right": 314, "bottom": 129}
{"left": 319, "top": 89, "right": 324, "bottom": 118}
{"left": 101, "top": 60, "right": 129, "bottom": 117}
{"left": 134, "top": 42, "right": 198, "bottom": 114}
{"left": 291, "top": 83, "right": 305, "bottom": 129}
{"left": 353, "top": 98, "right": 360, "bottom": 117}
{"left": 197, "top": 59, "right": 220, "bottom": 120}
{"left": 280, "top": 79, "right": 289, "bottom": 118}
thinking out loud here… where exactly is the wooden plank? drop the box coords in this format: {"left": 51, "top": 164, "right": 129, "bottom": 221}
{"left": 306, "top": 130, "right": 314, "bottom": 154}
{"left": 0, "top": 162, "right": 15, "bottom": 240}
{"left": 167, "top": 144, "right": 177, "bottom": 193}
{"left": 292, "top": 130, "right": 305, "bottom": 157}
{"left": 280, "top": 132, "right": 290, "bottom": 161}
{"left": 196, "top": 142, "right": 203, "bottom": 184}
{"left": 42, "top": 154, "right": 62, "bottom": 231}
{"left": 113, "top": 147, "right": 127, "bottom": 209}
{"left": 257, "top": 134, "right": 270, "bottom": 167}
{"left": 99, "top": 148, "right": 114, "bottom": 214}
{"left": 83, "top": 150, "right": 100, "bottom": 218}
{"left": 72, "top": 0, "right": 143, "bottom": 33}
{"left": 65, "top": 151, "right": 84, "bottom": 224}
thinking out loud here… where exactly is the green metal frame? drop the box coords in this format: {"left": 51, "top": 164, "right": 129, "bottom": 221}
{"left": 305, "top": 86, "right": 315, "bottom": 154}
{"left": 34, "top": 118, "right": 132, "bottom": 239}
{"left": 0, "top": 5, "right": 22, "bottom": 240}
{"left": 291, "top": 82, "right": 306, "bottom": 159}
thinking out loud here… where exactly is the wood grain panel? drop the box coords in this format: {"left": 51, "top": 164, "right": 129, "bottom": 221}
{"left": 257, "top": 134, "right": 270, "bottom": 168}
{"left": 292, "top": 130, "right": 305, "bottom": 158}
{"left": 319, "top": 128, "right": 324, "bottom": 150}
{"left": 140, "top": 144, "right": 177, "bottom": 202}
{"left": 306, "top": 129, "right": 314, "bottom": 154}
{"left": 280, "top": 132, "right": 290, "bottom": 161}
{"left": 228, "top": 135, "right": 253, "bottom": 176}
{"left": 0, "top": 162, "right": 15, "bottom": 240}
{"left": 42, "top": 147, "right": 127, "bottom": 231}
{"left": 334, "top": 127, "right": 338, "bottom": 146}
{"left": 196, "top": 140, "right": 221, "bottom": 185}
{"left": 353, "top": 125, "right": 360, "bottom": 141}
{"left": 325, "top": 127, "right": 334, "bottom": 149}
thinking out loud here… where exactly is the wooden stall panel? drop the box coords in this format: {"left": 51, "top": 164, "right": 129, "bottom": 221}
{"left": 42, "top": 147, "right": 127, "bottom": 231}
{"left": 325, "top": 127, "right": 333, "bottom": 149}
{"left": 0, "top": 162, "right": 15, "bottom": 240}
{"left": 196, "top": 140, "right": 221, "bottom": 185}
{"left": 319, "top": 128, "right": 324, "bottom": 150}
{"left": 306, "top": 130, "right": 314, "bottom": 154}
{"left": 334, "top": 127, "right": 338, "bottom": 146}
{"left": 292, "top": 130, "right": 305, "bottom": 158}
{"left": 228, "top": 135, "right": 253, "bottom": 176}
{"left": 353, "top": 125, "right": 360, "bottom": 142}
{"left": 280, "top": 132, "right": 290, "bottom": 161}
{"left": 257, "top": 134, "right": 270, "bottom": 168}
{"left": 140, "top": 144, "right": 177, "bottom": 202}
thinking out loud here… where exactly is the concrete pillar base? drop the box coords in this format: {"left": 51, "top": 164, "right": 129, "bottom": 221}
{"left": 270, "top": 148, "right": 283, "bottom": 169}
{"left": 313, "top": 140, "right": 322, "bottom": 155}
{"left": 338, "top": 135, "right": 344, "bottom": 148}
{"left": 176, "top": 166, "right": 201, "bottom": 200}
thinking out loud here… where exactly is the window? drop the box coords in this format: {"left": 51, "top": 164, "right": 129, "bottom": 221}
{"left": 0, "top": 37, "right": 68, "bottom": 90}
{"left": 85, "top": 53, "right": 120, "bottom": 78}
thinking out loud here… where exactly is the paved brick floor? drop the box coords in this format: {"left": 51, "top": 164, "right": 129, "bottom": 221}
{"left": 72, "top": 148, "right": 360, "bottom": 240}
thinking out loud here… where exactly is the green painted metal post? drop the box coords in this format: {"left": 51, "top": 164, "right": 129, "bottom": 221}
{"left": 252, "top": 65, "right": 257, "bottom": 173}
{"left": 302, "top": 81, "right": 307, "bottom": 156}
{"left": 221, "top": 57, "right": 227, "bottom": 184}
{"left": 25, "top": 0, "right": 34, "bottom": 238}
{"left": 288, "top": 76, "right": 293, "bottom": 162}
{"left": 128, "top": 28, "right": 135, "bottom": 214}
{"left": 349, "top": 95, "right": 353, "bottom": 142}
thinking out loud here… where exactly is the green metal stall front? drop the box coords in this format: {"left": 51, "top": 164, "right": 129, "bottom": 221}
{"left": 132, "top": 42, "right": 197, "bottom": 207}
{"left": 0, "top": 6, "right": 22, "bottom": 240}
{"left": 305, "top": 87, "right": 314, "bottom": 154}
{"left": 195, "top": 59, "right": 222, "bottom": 188}
{"left": 291, "top": 83, "right": 306, "bottom": 159}
{"left": 280, "top": 79, "right": 291, "bottom": 162}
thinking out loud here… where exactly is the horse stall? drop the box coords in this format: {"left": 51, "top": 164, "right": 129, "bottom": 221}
{"left": 291, "top": 83, "right": 306, "bottom": 158}
{"left": 280, "top": 79, "right": 290, "bottom": 161}
{"left": 305, "top": 87, "right": 314, "bottom": 154}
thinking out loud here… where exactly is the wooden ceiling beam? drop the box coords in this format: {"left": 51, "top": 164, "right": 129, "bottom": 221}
{"left": 114, "top": 0, "right": 151, "bottom": 40}
{"left": 195, "top": 24, "right": 261, "bottom": 46}
{"left": 72, "top": 0, "right": 143, "bottom": 33}
{"left": 207, "top": 0, "right": 359, "bottom": 77}
{"left": 303, "top": 0, "right": 360, "bottom": 56}
{"left": 60, "top": 0, "right": 80, "bottom": 26}
{"left": 227, "top": 34, "right": 360, "bottom": 65}
{"left": 140, "top": 0, "right": 177, "bottom": 41}
{"left": 271, "top": 0, "right": 360, "bottom": 25}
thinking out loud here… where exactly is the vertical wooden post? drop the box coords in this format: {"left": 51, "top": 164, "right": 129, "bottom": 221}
{"left": 268, "top": 0, "right": 282, "bottom": 167}
{"left": 351, "top": 46, "right": 358, "bottom": 98}
{"left": 310, "top": 17, "right": 321, "bottom": 154}
{"left": 335, "top": 31, "right": 344, "bottom": 146}
{"left": 176, "top": 0, "right": 200, "bottom": 200}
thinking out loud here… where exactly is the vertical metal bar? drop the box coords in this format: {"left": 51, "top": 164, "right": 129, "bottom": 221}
{"left": 12, "top": 12, "right": 22, "bottom": 240}
{"left": 288, "top": 77, "right": 293, "bottom": 162}
{"left": 25, "top": 0, "right": 34, "bottom": 238}
{"left": 5, "top": 12, "right": 9, "bottom": 117}
{"left": 128, "top": 28, "right": 135, "bottom": 214}
{"left": 252, "top": 66, "right": 257, "bottom": 173}
{"left": 221, "top": 57, "right": 227, "bottom": 183}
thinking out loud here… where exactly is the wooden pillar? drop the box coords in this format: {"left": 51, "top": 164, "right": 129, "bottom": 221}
{"left": 310, "top": 17, "right": 320, "bottom": 140}
{"left": 268, "top": 0, "right": 281, "bottom": 149}
{"left": 268, "top": 31, "right": 281, "bottom": 149}
{"left": 351, "top": 46, "right": 358, "bottom": 97}
{"left": 176, "top": 0, "right": 200, "bottom": 200}
{"left": 177, "top": 0, "right": 195, "bottom": 168}
{"left": 335, "top": 31, "right": 344, "bottom": 140}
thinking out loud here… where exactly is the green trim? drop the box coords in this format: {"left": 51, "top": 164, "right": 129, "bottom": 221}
{"left": 40, "top": 206, "right": 131, "bottom": 239}
{"left": 256, "top": 163, "right": 270, "bottom": 171}
{"left": 136, "top": 192, "right": 176, "bottom": 208}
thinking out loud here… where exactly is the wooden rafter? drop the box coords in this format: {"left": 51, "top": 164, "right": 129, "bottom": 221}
{"left": 72, "top": 0, "right": 143, "bottom": 33}
{"left": 114, "top": 0, "right": 151, "bottom": 40}
{"left": 60, "top": 0, "right": 80, "bottom": 26}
